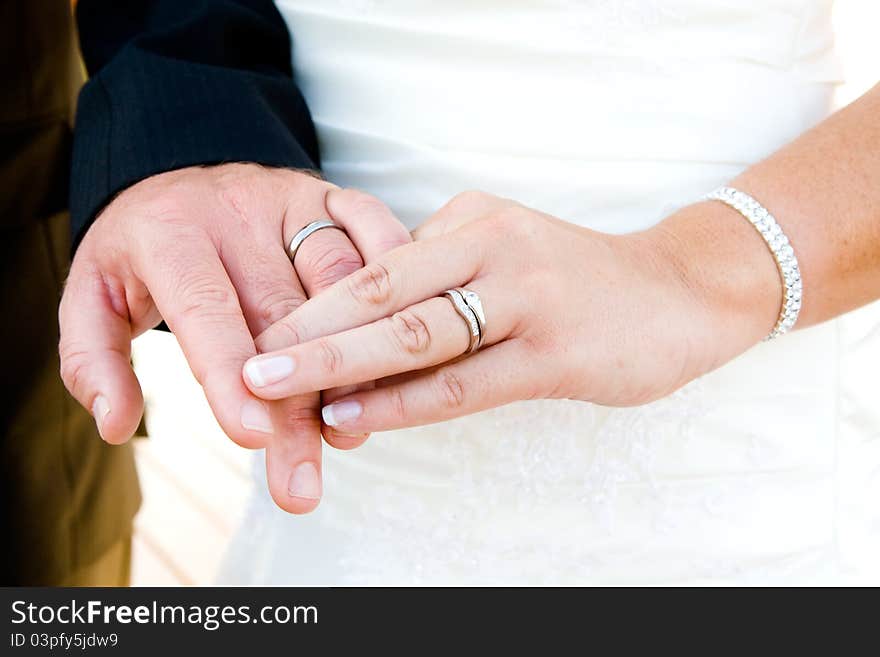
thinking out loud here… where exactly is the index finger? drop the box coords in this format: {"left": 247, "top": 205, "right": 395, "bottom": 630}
{"left": 258, "top": 227, "right": 485, "bottom": 354}
{"left": 136, "top": 231, "right": 271, "bottom": 449}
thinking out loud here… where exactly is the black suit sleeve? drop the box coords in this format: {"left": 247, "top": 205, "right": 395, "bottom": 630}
{"left": 70, "top": 0, "right": 320, "bottom": 249}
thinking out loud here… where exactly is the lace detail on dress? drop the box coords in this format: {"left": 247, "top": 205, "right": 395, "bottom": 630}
{"left": 323, "top": 380, "right": 717, "bottom": 585}
{"left": 580, "top": 381, "right": 708, "bottom": 532}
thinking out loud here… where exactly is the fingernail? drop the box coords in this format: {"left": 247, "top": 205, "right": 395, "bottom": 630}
{"left": 322, "top": 400, "right": 363, "bottom": 427}
{"left": 241, "top": 399, "right": 273, "bottom": 434}
{"left": 244, "top": 355, "right": 295, "bottom": 387}
{"left": 288, "top": 462, "right": 322, "bottom": 499}
{"left": 92, "top": 395, "right": 110, "bottom": 441}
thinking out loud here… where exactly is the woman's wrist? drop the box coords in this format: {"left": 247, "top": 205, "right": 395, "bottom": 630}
{"left": 638, "top": 200, "right": 783, "bottom": 370}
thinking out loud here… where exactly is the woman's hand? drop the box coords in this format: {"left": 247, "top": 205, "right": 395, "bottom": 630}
{"left": 245, "top": 190, "right": 773, "bottom": 433}
{"left": 246, "top": 80, "right": 880, "bottom": 446}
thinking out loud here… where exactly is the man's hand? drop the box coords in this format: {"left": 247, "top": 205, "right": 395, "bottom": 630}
{"left": 59, "top": 163, "right": 410, "bottom": 512}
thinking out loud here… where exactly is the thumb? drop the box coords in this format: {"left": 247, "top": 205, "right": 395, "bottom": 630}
{"left": 59, "top": 266, "right": 144, "bottom": 444}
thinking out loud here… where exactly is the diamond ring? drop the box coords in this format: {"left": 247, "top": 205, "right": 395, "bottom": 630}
{"left": 443, "top": 288, "right": 486, "bottom": 354}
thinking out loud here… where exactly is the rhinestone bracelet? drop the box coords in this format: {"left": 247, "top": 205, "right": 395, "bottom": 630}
{"left": 703, "top": 187, "right": 802, "bottom": 340}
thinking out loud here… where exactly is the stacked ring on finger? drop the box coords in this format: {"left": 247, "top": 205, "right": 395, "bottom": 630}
{"left": 444, "top": 288, "right": 485, "bottom": 354}
{"left": 454, "top": 288, "right": 486, "bottom": 338}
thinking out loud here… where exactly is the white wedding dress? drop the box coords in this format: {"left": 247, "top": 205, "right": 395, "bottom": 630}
{"left": 220, "top": 0, "right": 880, "bottom": 585}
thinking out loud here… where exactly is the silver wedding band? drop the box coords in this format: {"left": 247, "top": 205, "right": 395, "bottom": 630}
{"left": 288, "top": 219, "right": 347, "bottom": 263}
{"left": 444, "top": 288, "right": 486, "bottom": 355}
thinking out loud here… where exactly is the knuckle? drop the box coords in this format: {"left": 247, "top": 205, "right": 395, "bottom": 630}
{"left": 252, "top": 287, "right": 303, "bottom": 327}
{"left": 387, "top": 309, "right": 432, "bottom": 356}
{"left": 449, "top": 190, "right": 490, "bottom": 210}
{"left": 344, "top": 190, "right": 389, "bottom": 217}
{"left": 486, "top": 206, "right": 540, "bottom": 240}
{"left": 434, "top": 370, "right": 466, "bottom": 410}
{"left": 171, "top": 273, "right": 237, "bottom": 325}
{"left": 58, "top": 342, "right": 89, "bottom": 395}
{"left": 346, "top": 262, "right": 394, "bottom": 307}
{"left": 474, "top": 205, "right": 547, "bottom": 253}
{"left": 316, "top": 337, "right": 344, "bottom": 376}
{"left": 256, "top": 315, "right": 306, "bottom": 352}
{"left": 279, "top": 403, "right": 320, "bottom": 427}
{"left": 388, "top": 387, "right": 407, "bottom": 421}
{"left": 301, "top": 245, "right": 363, "bottom": 290}
{"left": 134, "top": 226, "right": 210, "bottom": 277}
